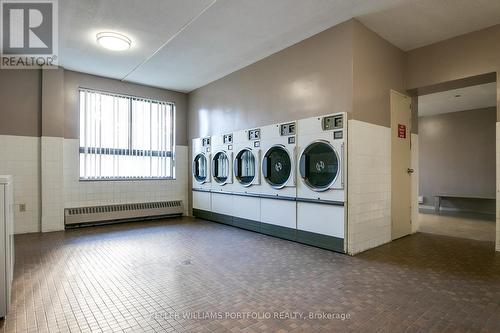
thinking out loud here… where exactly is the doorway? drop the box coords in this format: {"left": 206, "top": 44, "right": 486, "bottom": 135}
{"left": 391, "top": 90, "right": 412, "bottom": 240}
{"left": 414, "top": 76, "right": 497, "bottom": 242}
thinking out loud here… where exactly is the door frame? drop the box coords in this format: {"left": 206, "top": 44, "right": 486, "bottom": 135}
{"left": 407, "top": 73, "right": 498, "bottom": 251}
{"left": 390, "top": 89, "right": 413, "bottom": 240}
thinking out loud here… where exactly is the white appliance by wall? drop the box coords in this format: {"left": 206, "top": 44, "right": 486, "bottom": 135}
{"left": 190, "top": 114, "right": 349, "bottom": 253}
{"left": 231, "top": 128, "right": 262, "bottom": 231}
{"left": 296, "top": 113, "right": 347, "bottom": 252}
{"left": 192, "top": 137, "right": 212, "bottom": 218}
{"left": 259, "top": 121, "right": 297, "bottom": 240}
{"left": 0, "top": 175, "right": 14, "bottom": 318}
{"left": 209, "top": 133, "right": 234, "bottom": 225}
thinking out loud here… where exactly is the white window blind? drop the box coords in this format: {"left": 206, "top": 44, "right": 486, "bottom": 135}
{"left": 79, "top": 89, "right": 175, "bottom": 180}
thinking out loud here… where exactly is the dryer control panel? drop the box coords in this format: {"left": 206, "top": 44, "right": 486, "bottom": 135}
{"left": 202, "top": 137, "right": 210, "bottom": 146}
{"left": 322, "top": 114, "right": 344, "bottom": 131}
{"left": 223, "top": 134, "right": 233, "bottom": 144}
{"left": 280, "top": 122, "right": 296, "bottom": 136}
{"left": 248, "top": 129, "right": 260, "bottom": 140}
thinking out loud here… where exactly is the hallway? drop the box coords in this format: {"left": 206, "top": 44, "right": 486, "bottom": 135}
{"left": 418, "top": 212, "right": 496, "bottom": 242}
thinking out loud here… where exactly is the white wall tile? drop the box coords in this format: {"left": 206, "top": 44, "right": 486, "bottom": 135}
{"left": 0, "top": 135, "right": 40, "bottom": 234}
{"left": 41, "top": 137, "right": 64, "bottom": 232}
{"left": 0, "top": 135, "right": 189, "bottom": 234}
{"left": 347, "top": 120, "right": 391, "bottom": 255}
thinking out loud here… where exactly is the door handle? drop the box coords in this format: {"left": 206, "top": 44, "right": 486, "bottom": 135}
{"left": 407, "top": 168, "right": 414, "bottom": 174}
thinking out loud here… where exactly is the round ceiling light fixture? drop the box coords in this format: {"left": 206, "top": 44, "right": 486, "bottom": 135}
{"left": 96, "top": 32, "right": 131, "bottom": 51}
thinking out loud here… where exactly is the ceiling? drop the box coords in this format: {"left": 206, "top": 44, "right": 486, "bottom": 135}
{"left": 59, "top": 0, "right": 500, "bottom": 92}
{"left": 418, "top": 83, "right": 497, "bottom": 117}
{"left": 358, "top": 0, "right": 500, "bottom": 51}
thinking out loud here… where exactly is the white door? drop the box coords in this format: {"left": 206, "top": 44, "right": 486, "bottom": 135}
{"left": 391, "top": 90, "right": 412, "bottom": 240}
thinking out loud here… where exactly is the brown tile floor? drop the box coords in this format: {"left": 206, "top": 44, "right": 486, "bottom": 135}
{"left": 1, "top": 217, "right": 499, "bottom": 333}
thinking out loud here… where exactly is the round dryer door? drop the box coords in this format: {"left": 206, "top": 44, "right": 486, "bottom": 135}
{"left": 262, "top": 146, "right": 292, "bottom": 188}
{"left": 193, "top": 153, "right": 208, "bottom": 183}
{"left": 212, "top": 152, "right": 229, "bottom": 184}
{"left": 299, "top": 141, "right": 339, "bottom": 191}
{"left": 234, "top": 149, "right": 256, "bottom": 186}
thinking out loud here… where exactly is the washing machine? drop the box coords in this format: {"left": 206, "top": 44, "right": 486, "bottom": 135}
{"left": 231, "top": 128, "right": 262, "bottom": 232}
{"left": 259, "top": 121, "right": 297, "bottom": 240}
{"left": 192, "top": 137, "right": 212, "bottom": 220}
{"left": 296, "top": 113, "right": 347, "bottom": 252}
{"left": 210, "top": 132, "right": 234, "bottom": 225}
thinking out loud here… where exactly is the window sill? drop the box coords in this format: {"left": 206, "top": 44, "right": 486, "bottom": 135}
{"left": 79, "top": 177, "right": 176, "bottom": 182}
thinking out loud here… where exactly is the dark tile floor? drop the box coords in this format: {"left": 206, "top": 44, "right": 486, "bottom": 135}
{"left": 1, "top": 217, "right": 499, "bottom": 332}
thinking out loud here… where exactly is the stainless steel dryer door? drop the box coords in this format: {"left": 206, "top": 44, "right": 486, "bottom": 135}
{"left": 193, "top": 153, "right": 208, "bottom": 183}
{"left": 262, "top": 145, "right": 292, "bottom": 189}
{"left": 212, "top": 151, "right": 229, "bottom": 184}
{"left": 234, "top": 148, "right": 256, "bottom": 186}
{"left": 299, "top": 141, "right": 339, "bottom": 191}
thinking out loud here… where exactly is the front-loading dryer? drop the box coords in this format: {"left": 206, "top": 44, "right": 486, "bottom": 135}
{"left": 192, "top": 137, "right": 212, "bottom": 219}
{"left": 210, "top": 133, "right": 234, "bottom": 225}
{"left": 259, "top": 121, "right": 297, "bottom": 240}
{"left": 296, "top": 113, "right": 347, "bottom": 252}
{"left": 231, "top": 128, "right": 262, "bottom": 232}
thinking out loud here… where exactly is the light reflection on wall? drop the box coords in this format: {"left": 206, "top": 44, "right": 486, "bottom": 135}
{"left": 198, "top": 108, "right": 210, "bottom": 137}
{"left": 420, "top": 117, "right": 443, "bottom": 138}
{"left": 286, "top": 75, "right": 323, "bottom": 112}
{"left": 211, "top": 108, "right": 234, "bottom": 135}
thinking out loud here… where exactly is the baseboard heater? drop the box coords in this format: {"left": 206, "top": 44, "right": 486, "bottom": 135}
{"left": 65, "top": 200, "right": 183, "bottom": 228}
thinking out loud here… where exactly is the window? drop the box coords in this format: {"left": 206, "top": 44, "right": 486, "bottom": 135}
{"left": 79, "top": 89, "right": 175, "bottom": 180}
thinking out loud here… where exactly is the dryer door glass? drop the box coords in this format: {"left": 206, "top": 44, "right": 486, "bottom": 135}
{"left": 234, "top": 149, "right": 255, "bottom": 185}
{"left": 263, "top": 146, "right": 291, "bottom": 188}
{"left": 213, "top": 152, "right": 229, "bottom": 183}
{"left": 299, "top": 142, "right": 339, "bottom": 191}
{"left": 193, "top": 154, "right": 207, "bottom": 183}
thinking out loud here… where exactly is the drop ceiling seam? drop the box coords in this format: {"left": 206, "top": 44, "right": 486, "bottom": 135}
{"left": 120, "top": 0, "right": 218, "bottom": 83}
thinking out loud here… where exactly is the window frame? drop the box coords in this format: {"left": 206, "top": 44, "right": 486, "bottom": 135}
{"left": 78, "top": 87, "right": 176, "bottom": 181}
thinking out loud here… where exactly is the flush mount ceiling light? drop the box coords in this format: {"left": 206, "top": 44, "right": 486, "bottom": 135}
{"left": 96, "top": 32, "right": 131, "bottom": 51}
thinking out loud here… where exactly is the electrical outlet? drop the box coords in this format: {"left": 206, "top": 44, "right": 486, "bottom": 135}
{"left": 19, "top": 204, "right": 26, "bottom": 212}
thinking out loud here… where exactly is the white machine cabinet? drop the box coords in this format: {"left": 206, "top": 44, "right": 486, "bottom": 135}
{"left": 0, "top": 175, "right": 14, "bottom": 318}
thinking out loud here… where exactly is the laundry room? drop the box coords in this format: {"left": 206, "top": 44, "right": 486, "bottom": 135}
{"left": 1, "top": 1, "right": 500, "bottom": 332}
{"left": 189, "top": 19, "right": 407, "bottom": 254}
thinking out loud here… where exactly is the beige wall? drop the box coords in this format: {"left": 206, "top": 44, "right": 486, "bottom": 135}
{"left": 419, "top": 108, "right": 496, "bottom": 212}
{"left": 0, "top": 68, "right": 188, "bottom": 144}
{"left": 352, "top": 20, "right": 406, "bottom": 128}
{"left": 188, "top": 19, "right": 406, "bottom": 139}
{"left": 188, "top": 19, "right": 354, "bottom": 140}
{"left": 406, "top": 24, "right": 500, "bottom": 121}
{"left": 64, "top": 70, "right": 188, "bottom": 145}
{"left": 42, "top": 69, "right": 65, "bottom": 138}
{"left": 0, "top": 69, "right": 41, "bottom": 137}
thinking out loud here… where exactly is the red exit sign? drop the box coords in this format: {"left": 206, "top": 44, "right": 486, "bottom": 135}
{"left": 398, "top": 124, "right": 406, "bottom": 139}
